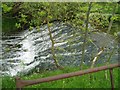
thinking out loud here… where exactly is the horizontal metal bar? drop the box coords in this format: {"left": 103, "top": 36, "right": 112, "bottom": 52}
{"left": 15, "top": 63, "right": 120, "bottom": 88}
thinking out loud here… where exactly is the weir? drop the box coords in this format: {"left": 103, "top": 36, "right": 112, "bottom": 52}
{"left": 1, "top": 22, "right": 118, "bottom": 76}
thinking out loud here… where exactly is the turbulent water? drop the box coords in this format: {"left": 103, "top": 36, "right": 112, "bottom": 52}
{"left": 1, "top": 22, "right": 118, "bottom": 76}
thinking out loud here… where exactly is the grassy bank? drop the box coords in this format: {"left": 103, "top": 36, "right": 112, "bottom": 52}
{"left": 2, "top": 66, "right": 120, "bottom": 89}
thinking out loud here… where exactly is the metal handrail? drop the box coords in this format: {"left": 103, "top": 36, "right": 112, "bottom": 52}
{"left": 15, "top": 63, "right": 120, "bottom": 89}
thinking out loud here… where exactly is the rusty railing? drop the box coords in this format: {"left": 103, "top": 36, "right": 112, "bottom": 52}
{"left": 15, "top": 63, "right": 120, "bottom": 90}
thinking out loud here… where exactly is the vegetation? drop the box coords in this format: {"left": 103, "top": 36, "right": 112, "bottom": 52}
{"left": 2, "top": 66, "right": 120, "bottom": 88}
{"left": 2, "top": 1, "right": 120, "bottom": 89}
{"left": 2, "top": 2, "right": 120, "bottom": 34}
{"left": 81, "top": 2, "right": 92, "bottom": 69}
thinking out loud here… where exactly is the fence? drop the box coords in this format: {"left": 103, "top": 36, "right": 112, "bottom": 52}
{"left": 15, "top": 63, "right": 120, "bottom": 90}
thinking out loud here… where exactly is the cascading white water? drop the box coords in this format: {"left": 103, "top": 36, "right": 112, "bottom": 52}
{"left": 1, "top": 22, "right": 118, "bottom": 76}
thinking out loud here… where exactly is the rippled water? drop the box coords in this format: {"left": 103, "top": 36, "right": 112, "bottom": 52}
{"left": 1, "top": 22, "right": 118, "bottom": 76}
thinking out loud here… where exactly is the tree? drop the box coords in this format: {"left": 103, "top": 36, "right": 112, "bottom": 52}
{"left": 44, "top": 3, "right": 64, "bottom": 69}
{"left": 80, "top": 2, "right": 92, "bottom": 69}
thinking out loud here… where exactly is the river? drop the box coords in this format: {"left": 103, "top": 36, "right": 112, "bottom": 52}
{"left": 1, "top": 22, "right": 118, "bottom": 76}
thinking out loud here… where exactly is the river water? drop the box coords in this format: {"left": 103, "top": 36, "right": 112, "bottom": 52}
{"left": 1, "top": 22, "right": 118, "bottom": 76}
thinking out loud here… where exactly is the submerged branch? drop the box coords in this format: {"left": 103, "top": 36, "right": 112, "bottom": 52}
{"left": 91, "top": 48, "right": 104, "bottom": 68}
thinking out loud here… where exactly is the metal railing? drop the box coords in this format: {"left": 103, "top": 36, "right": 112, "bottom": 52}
{"left": 15, "top": 63, "right": 120, "bottom": 90}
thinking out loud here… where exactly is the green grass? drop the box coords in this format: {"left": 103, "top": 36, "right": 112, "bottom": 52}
{"left": 2, "top": 66, "right": 120, "bottom": 89}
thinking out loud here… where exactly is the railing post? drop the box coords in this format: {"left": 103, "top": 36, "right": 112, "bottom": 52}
{"left": 109, "top": 68, "right": 114, "bottom": 90}
{"left": 15, "top": 77, "right": 22, "bottom": 90}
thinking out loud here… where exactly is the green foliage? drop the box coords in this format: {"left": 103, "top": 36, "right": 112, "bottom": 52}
{"left": 19, "top": 14, "right": 27, "bottom": 23}
{"left": 38, "top": 11, "right": 46, "bottom": 17}
{"left": 2, "top": 76, "right": 16, "bottom": 88}
{"left": 15, "top": 23, "right": 21, "bottom": 28}
{"left": 2, "top": 17, "right": 17, "bottom": 34}
{"left": 112, "top": 15, "right": 119, "bottom": 21}
{"left": 2, "top": 4, "right": 12, "bottom": 13}
{"left": 2, "top": 2, "right": 120, "bottom": 35}
{"left": 2, "top": 67, "right": 120, "bottom": 88}
{"left": 2, "top": 2, "right": 120, "bottom": 89}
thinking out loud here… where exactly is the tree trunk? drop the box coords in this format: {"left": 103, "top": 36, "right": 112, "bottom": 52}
{"left": 107, "top": 3, "right": 117, "bottom": 34}
{"left": 46, "top": 18, "right": 63, "bottom": 70}
{"left": 80, "top": 2, "right": 92, "bottom": 69}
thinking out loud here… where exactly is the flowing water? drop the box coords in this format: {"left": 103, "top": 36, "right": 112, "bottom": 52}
{"left": 1, "top": 22, "right": 118, "bottom": 76}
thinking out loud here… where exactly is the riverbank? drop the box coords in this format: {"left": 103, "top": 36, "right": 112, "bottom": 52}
{"left": 2, "top": 17, "right": 17, "bottom": 35}
{"left": 2, "top": 65, "right": 120, "bottom": 88}
{"left": 2, "top": 14, "right": 120, "bottom": 36}
{"left": 2, "top": 2, "right": 120, "bottom": 36}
